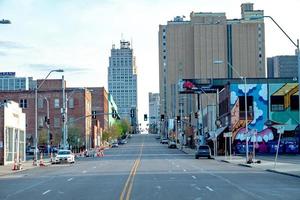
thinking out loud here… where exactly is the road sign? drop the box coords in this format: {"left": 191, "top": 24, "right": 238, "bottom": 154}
{"left": 224, "top": 132, "right": 232, "bottom": 137}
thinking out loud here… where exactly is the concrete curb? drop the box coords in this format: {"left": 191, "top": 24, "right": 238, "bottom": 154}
{"left": 238, "top": 163, "right": 253, "bottom": 168}
{"left": 0, "top": 160, "right": 52, "bottom": 177}
{"left": 266, "top": 169, "right": 300, "bottom": 179}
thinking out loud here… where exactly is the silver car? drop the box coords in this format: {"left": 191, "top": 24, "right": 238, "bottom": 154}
{"left": 195, "top": 145, "right": 211, "bottom": 159}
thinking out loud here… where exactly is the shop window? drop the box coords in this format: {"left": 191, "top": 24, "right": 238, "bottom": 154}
{"left": 271, "top": 96, "right": 284, "bottom": 111}
{"left": 290, "top": 95, "right": 299, "bottom": 110}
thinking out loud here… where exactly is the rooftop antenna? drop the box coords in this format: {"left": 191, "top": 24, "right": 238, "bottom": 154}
{"left": 121, "top": 33, "right": 124, "bottom": 41}
{"left": 131, "top": 37, "right": 133, "bottom": 49}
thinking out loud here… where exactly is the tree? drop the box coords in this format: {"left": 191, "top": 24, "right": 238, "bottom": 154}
{"left": 67, "top": 125, "right": 83, "bottom": 150}
{"left": 38, "top": 129, "right": 47, "bottom": 145}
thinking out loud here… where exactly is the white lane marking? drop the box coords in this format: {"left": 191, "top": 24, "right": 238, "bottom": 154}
{"left": 206, "top": 186, "right": 214, "bottom": 192}
{"left": 82, "top": 170, "right": 87, "bottom": 173}
{"left": 93, "top": 166, "right": 96, "bottom": 169}
{"left": 183, "top": 169, "right": 187, "bottom": 172}
{"left": 176, "top": 165, "right": 180, "bottom": 168}
{"left": 195, "top": 187, "right": 201, "bottom": 191}
{"left": 156, "top": 186, "right": 162, "bottom": 190}
{"left": 67, "top": 178, "right": 73, "bottom": 182}
{"left": 42, "top": 190, "right": 51, "bottom": 195}
{"left": 192, "top": 176, "right": 197, "bottom": 179}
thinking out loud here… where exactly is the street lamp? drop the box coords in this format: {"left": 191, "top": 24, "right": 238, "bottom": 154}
{"left": 34, "top": 69, "right": 63, "bottom": 165}
{"left": 250, "top": 15, "right": 300, "bottom": 132}
{"left": 214, "top": 60, "right": 249, "bottom": 162}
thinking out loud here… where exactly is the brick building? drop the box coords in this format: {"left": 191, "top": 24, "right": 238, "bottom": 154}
{"left": 88, "top": 87, "right": 109, "bottom": 148}
{"left": 0, "top": 79, "right": 93, "bottom": 149}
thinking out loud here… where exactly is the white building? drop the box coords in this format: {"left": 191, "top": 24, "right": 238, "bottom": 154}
{"left": 149, "top": 93, "right": 160, "bottom": 134}
{"left": 0, "top": 101, "right": 26, "bottom": 165}
{"left": 108, "top": 40, "right": 138, "bottom": 122}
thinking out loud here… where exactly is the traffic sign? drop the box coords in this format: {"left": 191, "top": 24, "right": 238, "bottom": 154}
{"left": 223, "top": 132, "right": 232, "bottom": 137}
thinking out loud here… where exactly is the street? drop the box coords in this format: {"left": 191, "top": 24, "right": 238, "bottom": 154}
{"left": 1, "top": 134, "right": 300, "bottom": 200}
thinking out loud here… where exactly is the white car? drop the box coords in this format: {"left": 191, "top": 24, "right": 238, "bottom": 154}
{"left": 54, "top": 150, "right": 75, "bottom": 164}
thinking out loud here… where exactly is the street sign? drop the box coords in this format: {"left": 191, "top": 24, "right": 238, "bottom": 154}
{"left": 224, "top": 132, "right": 232, "bottom": 137}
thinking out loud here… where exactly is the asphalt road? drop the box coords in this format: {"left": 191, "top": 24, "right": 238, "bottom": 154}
{"left": 1, "top": 134, "right": 300, "bottom": 200}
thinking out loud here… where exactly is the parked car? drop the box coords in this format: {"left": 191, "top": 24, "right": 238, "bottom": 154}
{"left": 168, "top": 140, "right": 177, "bottom": 148}
{"left": 26, "top": 146, "right": 37, "bottom": 155}
{"left": 54, "top": 150, "right": 75, "bottom": 164}
{"left": 195, "top": 145, "right": 211, "bottom": 159}
{"left": 160, "top": 138, "right": 168, "bottom": 144}
{"left": 111, "top": 142, "right": 119, "bottom": 148}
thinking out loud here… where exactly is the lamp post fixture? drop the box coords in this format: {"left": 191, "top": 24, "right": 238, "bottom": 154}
{"left": 34, "top": 69, "right": 63, "bottom": 164}
{"left": 214, "top": 60, "right": 249, "bottom": 162}
{"left": 250, "top": 15, "right": 300, "bottom": 131}
{"left": 0, "top": 19, "right": 11, "bottom": 24}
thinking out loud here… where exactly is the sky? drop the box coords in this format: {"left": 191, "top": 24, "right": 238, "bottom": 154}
{"left": 0, "top": 0, "right": 299, "bottom": 125}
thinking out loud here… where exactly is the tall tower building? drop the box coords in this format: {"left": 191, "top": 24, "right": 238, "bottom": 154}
{"left": 159, "top": 3, "right": 265, "bottom": 120}
{"left": 108, "top": 40, "right": 138, "bottom": 123}
{"left": 149, "top": 93, "right": 160, "bottom": 133}
{"left": 267, "top": 55, "right": 298, "bottom": 78}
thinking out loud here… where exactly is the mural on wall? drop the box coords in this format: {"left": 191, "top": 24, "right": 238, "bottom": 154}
{"left": 230, "top": 83, "right": 299, "bottom": 154}
{"left": 269, "top": 83, "right": 299, "bottom": 131}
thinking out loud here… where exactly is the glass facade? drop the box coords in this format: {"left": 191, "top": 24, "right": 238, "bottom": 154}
{"left": 4, "top": 127, "right": 25, "bottom": 163}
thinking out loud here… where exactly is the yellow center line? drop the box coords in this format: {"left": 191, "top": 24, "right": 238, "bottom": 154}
{"left": 119, "top": 136, "right": 145, "bottom": 200}
{"left": 120, "top": 160, "right": 138, "bottom": 200}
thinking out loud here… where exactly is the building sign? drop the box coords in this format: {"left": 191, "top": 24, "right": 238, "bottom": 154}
{"left": 0, "top": 72, "right": 15, "bottom": 77}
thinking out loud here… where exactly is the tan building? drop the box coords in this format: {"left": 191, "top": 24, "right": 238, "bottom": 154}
{"left": 159, "top": 3, "right": 265, "bottom": 124}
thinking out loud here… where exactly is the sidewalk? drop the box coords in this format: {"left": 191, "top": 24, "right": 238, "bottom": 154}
{"left": 0, "top": 158, "right": 51, "bottom": 177}
{"left": 180, "top": 147, "right": 300, "bottom": 178}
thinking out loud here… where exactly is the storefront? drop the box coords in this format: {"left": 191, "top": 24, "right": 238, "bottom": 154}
{"left": 0, "top": 101, "right": 26, "bottom": 165}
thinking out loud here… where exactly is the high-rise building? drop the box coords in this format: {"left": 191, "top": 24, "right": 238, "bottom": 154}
{"left": 108, "top": 40, "right": 138, "bottom": 123}
{"left": 148, "top": 93, "right": 160, "bottom": 134}
{"left": 159, "top": 3, "right": 265, "bottom": 120}
{"left": 267, "top": 55, "right": 298, "bottom": 78}
{"left": 0, "top": 72, "right": 33, "bottom": 91}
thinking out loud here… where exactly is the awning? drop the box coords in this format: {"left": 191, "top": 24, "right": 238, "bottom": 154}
{"left": 208, "top": 126, "right": 227, "bottom": 140}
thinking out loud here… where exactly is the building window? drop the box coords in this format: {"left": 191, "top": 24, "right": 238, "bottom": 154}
{"left": 54, "top": 117, "right": 60, "bottom": 128}
{"left": 19, "top": 99, "right": 27, "bottom": 108}
{"left": 54, "top": 99, "right": 60, "bottom": 108}
{"left": 38, "top": 116, "right": 44, "bottom": 128}
{"left": 38, "top": 98, "right": 43, "bottom": 108}
{"left": 239, "top": 96, "right": 254, "bottom": 118}
{"left": 68, "top": 98, "right": 74, "bottom": 109}
{"left": 271, "top": 96, "right": 284, "bottom": 111}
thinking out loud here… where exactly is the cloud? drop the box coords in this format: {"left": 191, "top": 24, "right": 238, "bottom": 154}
{"left": 250, "top": 101, "right": 263, "bottom": 125}
{"left": 26, "top": 63, "right": 91, "bottom": 72}
{"left": 0, "top": 51, "right": 7, "bottom": 56}
{"left": 259, "top": 84, "right": 268, "bottom": 102}
{"left": 238, "top": 84, "right": 256, "bottom": 94}
{"left": 0, "top": 41, "right": 30, "bottom": 49}
{"left": 231, "top": 91, "right": 238, "bottom": 105}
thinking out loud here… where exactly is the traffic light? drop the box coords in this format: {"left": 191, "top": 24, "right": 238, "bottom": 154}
{"left": 160, "top": 114, "right": 164, "bottom": 121}
{"left": 176, "top": 116, "right": 180, "bottom": 123}
{"left": 112, "top": 108, "right": 117, "bottom": 119}
{"left": 62, "top": 114, "right": 65, "bottom": 122}
{"left": 144, "top": 114, "right": 148, "bottom": 121}
{"left": 47, "top": 118, "right": 50, "bottom": 125}
{"left": 92, "top": 111, "right": 97, "bottom": 119}
{"left": 130, "top": 108, "right": 135, "bottom": 118}
{"left": 195, "top": 112, "right": 198, "bottom": 119}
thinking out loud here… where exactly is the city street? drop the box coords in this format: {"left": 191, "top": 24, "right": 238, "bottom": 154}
{"left": 1, "top": 134, "right": 300, "bottom": 200}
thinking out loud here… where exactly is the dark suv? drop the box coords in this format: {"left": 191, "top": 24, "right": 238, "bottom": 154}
{"left": 195, "top": 145, "right": 211, "bottom": 159}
